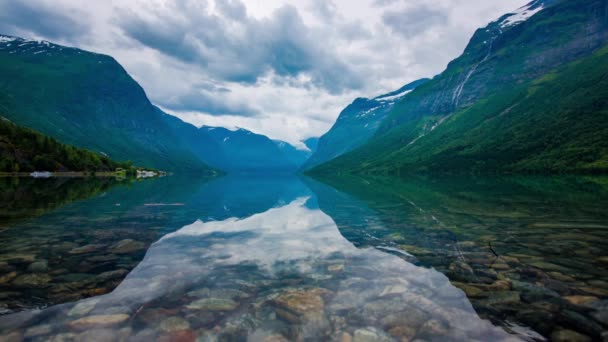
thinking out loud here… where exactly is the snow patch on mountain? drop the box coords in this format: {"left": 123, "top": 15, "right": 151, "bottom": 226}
{"left": 500, "top": 3, "right": 544, "bottom": 28}
{"left": 0, "top": 36, "right": 17, "bottom": 44}
{"left": 375, "top": 89, "right": 413, "bottom": 102}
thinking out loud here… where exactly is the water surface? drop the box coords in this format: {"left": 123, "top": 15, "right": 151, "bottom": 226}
{"left": 0, "top": 175, "right": 606, "bottom": 341}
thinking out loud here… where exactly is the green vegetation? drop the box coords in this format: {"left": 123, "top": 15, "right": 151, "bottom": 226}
{"left": 0, "top": 116, "right": 137, "bottom": 173}
{"left": 0, "top": 37, "right": 215, "bottom": 174}
{"left": 0, "top": 177, "right": 126, "bottom": 228}
{"left": 310, "top": 0, "right": 608, "bottom": 175}
{"left": 313, "top": 45, "right": 608, "bottom": 175}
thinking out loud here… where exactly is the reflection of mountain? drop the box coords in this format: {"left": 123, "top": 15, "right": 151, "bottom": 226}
{"left": 0, "top": 177, "right": 124, "bottom": 228}
{"left": 0, "top": 175, "right": 310, "bottom": 313}
{"left": 0, "top": 197, "right": 511, "bottom": 341}
{"left": 311, "top": 174, "right": 608, "bottom": 340}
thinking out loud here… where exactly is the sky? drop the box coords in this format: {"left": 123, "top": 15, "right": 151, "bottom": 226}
{"left": 0, "top": 0, "right": 528, "bottom": 148}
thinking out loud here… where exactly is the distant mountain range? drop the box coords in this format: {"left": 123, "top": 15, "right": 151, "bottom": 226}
{"left": 0, "top": 35, "right": 309, "bottom": 174}
{"left": 309, "top": 0, "right": 608, "bottom": 175}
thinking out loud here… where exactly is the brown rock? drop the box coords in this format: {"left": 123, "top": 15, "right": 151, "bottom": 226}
{"left": 274, "top": 288, "right": 329, "bottom": 316}
{"left": 341, "top": 332, "right": 353, "bottom": 342}
{"left": 563, "top": 295, "right": 599, "bottom": 306}
{"left": 110, "top": 239, "right": 145, "bottom": 254}
{"left": 69, "top": 244, "right": 104, "bottom": 254}
{"left": 159, "top": 317, "right": 190, "bottom": 332}
{"left": 551, "top": 329, "right": 591, "bottom": 342}
{"left": 0, "top": 271, "right": 17, "bottom": 284}
{"left": 12, "top": 273, "right": 52, "bottom": 288}
{"left": 158, "top": 330, "right": 196, "bottom": 342}
{"left": 388, "top": 326, "right": 416, "bottom": 340}
{"left": 68, "top": 314, "right": 130, "bottom": 329}
{"left": 0, "top": 332, "right": 23, "bottom": 342}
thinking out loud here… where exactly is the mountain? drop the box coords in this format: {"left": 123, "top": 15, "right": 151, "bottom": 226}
{"left": 273, "top": 140, "right": 312, "bottom": 169}
{"left": 0, "top": 35, "right": 308, "bottom": 174}
{"left": 0, "top": 35, "right": 218, "bottom": 174}
{"left": 302, "top": 79, "right": 429, "bottom": 170}
{"left": 196, "top": 126, "right": 303, "bottom": 173}
{"left": 311, "top": 0, "right": 608, "bottom": 175}
{"left": 303, "top": 137, "right": 319, "bottom": 154}
{"left": 0, "top": 116, "right": 134, "bottom": 173}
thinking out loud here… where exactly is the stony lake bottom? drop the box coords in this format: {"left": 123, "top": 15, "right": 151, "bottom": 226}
{"left": 0, "top": 175, "right": 607, "bottom": 341}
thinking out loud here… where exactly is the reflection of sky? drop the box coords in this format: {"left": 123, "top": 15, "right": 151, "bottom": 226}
{"left": 1, "top": 196, "right": 516, "bottom": 340}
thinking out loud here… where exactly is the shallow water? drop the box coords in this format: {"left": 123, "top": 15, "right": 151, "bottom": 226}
{"left": 0, "top": 175, "right": 607, "bottom": 341}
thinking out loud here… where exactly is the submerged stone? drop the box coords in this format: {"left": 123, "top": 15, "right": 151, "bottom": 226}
{"left": 479, "top": 291, "right": 521, "bottom": 305}
{"left": 69, "top": 244, "right": 104, "bottom": 254}
{"left": 12, "top": 273, "right": 52, "bottom": 288}
{"left": 551, "top": 329, "right": 591, "bottom": 342}
{"left": 68, "top": 298, "right": 100, "bottom": 317}
{"left": 68, "top": 314, "right": 130, "bottom": 329}
{"left": 27, "top": 260, "right": 49, "bottom": 273}
{"left": 186, "top": 298, "right": 238, "bottom": 311}
{"left": 110, "top": 239, "right": 146, "bottom": 254}
{"left": 563, "top": 295, "right": 599, "bottom": 306}
{"left": 0, "top": 271, "right": 17, "bottom": 284}
{"left": 353, "top": 328, "right": 392, "bottom": 342}
{"left": 159, "top": 317, "right": 191, "bottom": 332}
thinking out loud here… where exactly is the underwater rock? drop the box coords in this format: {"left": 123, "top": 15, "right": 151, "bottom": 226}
{"left": 159, "top": 317, "right": 191, "bottom": 332}
{"left": 479, "top": 291, "right": 521, "bottom": 305}
{"left": 0, "top": 271, "right": 17, "bottom": 284}
{"left": 563, "top": 295, "right": 599, "bottom": 306}
{"left": 96, "top": 269, "right": 129, "bottom": 282}
{"left": 27, "top": 260, "right": 49, "bottom": 273}
{"left": 12, "top": 273, "right": 52, "bottom": 288}
{"left": 186, "top": 298, "right": 238, "bottom": 311}
{"left": 24, "top": 324, "right": 53, "bottom": 338}
{"left": 68, "top": 314, "right": 130, "bottom": 329}
{"left": 352, "top": 328, "right": 393, "bottom": 342}
{"left": 110, "top": 239, "right": 146, "bottom": 254}
{"left": 69, "top": 244, "right": 104, "bottom": 254}
{"left": 68, "top": 298, "right": 100, "bottom": 317}
{"left": 511, "top": 281, "right": 559, "bottom": 302}
{"left": 551, "top": 328, "right": 592, "bottom": 342}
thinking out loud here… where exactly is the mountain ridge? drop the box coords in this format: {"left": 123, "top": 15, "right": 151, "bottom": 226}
{"left": 310, "top": 0, "right": 608, "bottom": 175}
{"left": 0, "top": 34, "right": 306, "bottom": 174}
{"left": 302, "top": 78, "right": 429, "bottom": 170}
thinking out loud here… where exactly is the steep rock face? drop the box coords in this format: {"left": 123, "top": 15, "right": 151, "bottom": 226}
{"left": 0, "top": 35, "right": 214, "bottom": 173}
{"left": 312, "top": 0, "right": 608, "bottom": 174}
{"left": 302, "top": 79, "right": 428, "bottom": 170}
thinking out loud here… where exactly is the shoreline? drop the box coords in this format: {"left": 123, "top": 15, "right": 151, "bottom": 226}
{"left": 0, "top": 171, "right": 166, "bottom": 178}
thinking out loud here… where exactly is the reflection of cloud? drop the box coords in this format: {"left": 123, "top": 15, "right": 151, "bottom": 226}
{"left": 0, "top": 198, "right": 515, "bottom": 340}
{"left": 162, "top": 197, "right": 346, "bottom": 269}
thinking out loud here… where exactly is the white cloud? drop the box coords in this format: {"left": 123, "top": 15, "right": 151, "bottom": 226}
{"left": 0, "top": 0, "right": 529, "bottom": 146}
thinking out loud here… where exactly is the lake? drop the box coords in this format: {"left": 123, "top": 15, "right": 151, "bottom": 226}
{"left": 0, "top": 175, "right": 607, "bottom": 341}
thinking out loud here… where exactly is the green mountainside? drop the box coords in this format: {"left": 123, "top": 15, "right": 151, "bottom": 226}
{"left": 0, "top": 116, "right": 135, "bottom": 173}
{"left": 0, "top": 35, "right": 215, "bottom": 173}
{"left": 302, "top": 79, "right": 428, "bottom": 170}
{"left": 311, "top": 0, "right": 608, "bottom": 175}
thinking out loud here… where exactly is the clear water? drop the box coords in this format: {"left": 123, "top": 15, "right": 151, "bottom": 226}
{"left": 0, "top": 175, "right": 607, "bottom": 341}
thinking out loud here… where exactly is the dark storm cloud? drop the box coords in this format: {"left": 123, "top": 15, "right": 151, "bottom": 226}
{"left": 115, "top": 1, "right": 364, "bottom": 94}
{"left": 382, "top": 5, "right": 448, "bottom": 37}
{"left": 0, "top": 1, "right": 89, "bottom": 41}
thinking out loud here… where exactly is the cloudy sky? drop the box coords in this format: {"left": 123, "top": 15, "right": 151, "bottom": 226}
{"left": 0, "top": 0, "right": 527, "bottom": 148}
